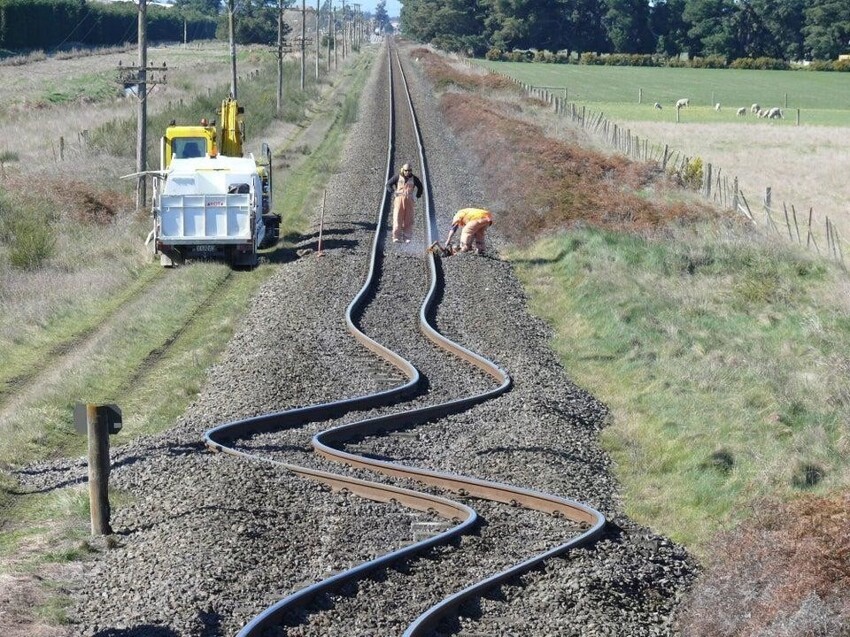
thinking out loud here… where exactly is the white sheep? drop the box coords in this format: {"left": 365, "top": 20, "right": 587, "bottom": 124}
{"left": 676, "top": 98, "right": 689, "bottom": 109}
{"left": 654, "top": 102, "right": 662, "bottom": 110}
{"left": 767, "top": 107, "right": 783, "bottom": 119}
{"left": 714, "top": 103, "right": 721, "bottom": 111}
{"left": 757, "top": 109, "right": 767, "bottom": 118}
{"left": 736, "top": 107, "right": 746, "bottom": 116}
{"left": 751, "top": 103, "right": 760, "bottom": 113}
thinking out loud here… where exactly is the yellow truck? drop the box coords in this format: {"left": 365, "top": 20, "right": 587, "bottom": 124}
{"left": 151, "top": 97, "right": 280, "bottom": 267}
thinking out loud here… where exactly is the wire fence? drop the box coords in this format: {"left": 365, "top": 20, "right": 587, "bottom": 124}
{"left": 487, "top": 70, "right": 847, "bottom": 270}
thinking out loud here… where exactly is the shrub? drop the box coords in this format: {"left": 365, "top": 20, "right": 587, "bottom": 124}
{"left": 730, "top": 56, "right": 790, "bottom": 70}
{"left": 485, "top": 47, "right": 503, "bottom": 61}
{"left": 690, "top": 55, "right": 727, "bottom": 69}
{"left": 792, "top": 462, "right": 825, "bottom": 488}
{"left": 677, "top": 495, "right": 850, "bottom": 636}
{"left": 6, "top": 213, "right": 56, "bottom": 270}
{"left": 681, "top": 157, "right": 704, "bottom": 190}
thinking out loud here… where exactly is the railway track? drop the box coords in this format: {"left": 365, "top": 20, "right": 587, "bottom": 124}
{"left": 204, "top": 40, "right": 606, "bottom": 636}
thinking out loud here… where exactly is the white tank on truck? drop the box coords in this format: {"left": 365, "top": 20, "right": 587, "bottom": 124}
{"left": 149, "top": 96, "right": 280, "bottom": 267}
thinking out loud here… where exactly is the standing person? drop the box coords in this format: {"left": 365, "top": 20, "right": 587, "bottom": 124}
{"left": 385, "top": 163, "right": 423, "bottom": 243}
{"left": 445, "top": 207, "right": 493, "bottom": 255}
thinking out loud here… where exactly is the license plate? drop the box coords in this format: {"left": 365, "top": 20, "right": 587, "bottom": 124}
{"left": 195, "top": 245, "right": 217, "bottom": 252}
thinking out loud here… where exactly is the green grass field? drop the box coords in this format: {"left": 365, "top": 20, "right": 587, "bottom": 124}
{"left": 474, "top": 61, "right": 850, "bottom": 126}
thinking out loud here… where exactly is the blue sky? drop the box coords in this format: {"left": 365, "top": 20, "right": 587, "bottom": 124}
{"left": 359, "top": 0, "right": 402, "bottom": 18}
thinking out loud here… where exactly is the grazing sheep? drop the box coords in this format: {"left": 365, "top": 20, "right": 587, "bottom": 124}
{"left": 676, "top": 98, "right": 690, "bottom": 109}
{"left": 751, "top": 103, "right": 760, "bottom": 113}
{"left": 654, "top": 102, "right": 662, "bottom": 110}
{"left": 757, "top": 109, "right": 767, "bottom": 118}
{"left": 737, "top": 107, "right": 746, "bottom": 116}
{"left": 767, "top": 107, "right": 783, "bottom": 119}
{"left": 714, "top": 103, "right": 721, "bottom": 111}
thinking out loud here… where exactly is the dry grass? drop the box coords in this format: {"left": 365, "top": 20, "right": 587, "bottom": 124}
{"left": 678, "top": 495, "right": 850, "bottom": 637}
{"left": 623, "top": 120, "right": 850, "bottom": 240}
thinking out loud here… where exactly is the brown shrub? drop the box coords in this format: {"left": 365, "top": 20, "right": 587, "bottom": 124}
{"left": 677, "top": 494, "right": 850, "bottom": 637}
{"left": 50, "top": 180, "right": 130, "bottom": 225}
{"left": 410, "top": 48, "right": 516, "bottom": 92}
{"left": 439, "top": 93, "right": 717, "bottom": 243}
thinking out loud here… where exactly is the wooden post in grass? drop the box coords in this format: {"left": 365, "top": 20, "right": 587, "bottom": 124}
{"left": 791, "top": 205, "right": 801, "bottom": 243}
{"left": 74, "top": 403, "right": 122, "bottom": 535}
{"left": 638, "top": 88, "right": 642, "bottom": 104}
{"left": 783, "top": 203, "right": 793, "bottom": 241}
{"left": 317, "top": 190, "right": 326, "bottom": 256}
{"left": 796, "top": 109, "right": 800, "bottom": 126}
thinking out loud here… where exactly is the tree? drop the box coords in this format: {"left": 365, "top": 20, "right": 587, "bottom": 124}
{"left": 750, "top": 0, "right": 806, "bottom": 60}
{"left": 650, "top": 0, "right": 692, "bottom": 56}
{"left": 804, "top": 0, "right": 850, "bottom": 60}
{"left": 216, "top": 0, "right": 290, "bottom": 45}
{"left": 174, "top": 0, "right": 222, "bottom": 18}
{"left": 603, "top": 0, "right": 653, "bottom": 53}
{"left": 374, "top": 0, "right": 389, "bottom": 30}
{"left": 683, "top": 0, "right": 737, "bottom": 57}
{"left": 401, "top": 0, "right": 487, "bottom": 54}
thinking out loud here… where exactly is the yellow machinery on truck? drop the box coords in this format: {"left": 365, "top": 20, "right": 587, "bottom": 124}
{"left": 152, "top": 96, "right": 280, "bottom": 267}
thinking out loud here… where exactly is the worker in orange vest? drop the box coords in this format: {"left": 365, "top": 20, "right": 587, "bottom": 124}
{"left": 385, "top": 163, "right": 423, "bottom": 243}
{"left": 444, "top": 208, "right": 493, "bottom": 254}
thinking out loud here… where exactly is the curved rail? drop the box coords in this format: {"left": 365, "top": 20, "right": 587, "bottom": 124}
{"left": 204, "top": 40, "right": 606, "bottom": 636}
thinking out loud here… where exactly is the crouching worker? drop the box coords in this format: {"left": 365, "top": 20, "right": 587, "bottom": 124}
{"left": 445, "top": 207, "right": 493, "bottom": 254}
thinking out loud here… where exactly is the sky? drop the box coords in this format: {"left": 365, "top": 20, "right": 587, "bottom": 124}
{"left": 358, "top": 0, "right": 402, "bottom": 18}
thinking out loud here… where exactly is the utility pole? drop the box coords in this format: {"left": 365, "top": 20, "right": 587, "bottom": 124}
{"left": 277, "top": 0, "right": 284, "bottom": 113}
{"left": 333, "top": 3, "right": 338, "bottom": 69}
{"left": 300, "top": 0, "right": 306, "bottom": 90}
{"left": 228, "top": 0, "right": 237, "bottom": 98}
{"left": 341, "top": 0, "right": 346, "bottom": 59}
{"left": 315, "top": 0, "right": 320, "bottom": 80}
{"left": 136, "top": 0, "right": 147, "bottom": 214}
{"left": 327, "top": 0, "right": 332, "bottom": 72}
{"left": 353, "top": 3, "right": 360, "bottom": 51}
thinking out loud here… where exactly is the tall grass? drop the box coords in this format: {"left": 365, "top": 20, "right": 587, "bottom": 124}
{"left": 510, "top": 227, "right": 850, "bottom": 551}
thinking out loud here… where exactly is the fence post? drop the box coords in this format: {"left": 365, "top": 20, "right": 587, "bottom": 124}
{"left": 732, "top": 177, "right": 739, "bottom": 213}
{"left": 783, "top": 203, "right": 793, "bottom": 241}
{"left": 704, "top": 163, "right": 712, "bottom": 198}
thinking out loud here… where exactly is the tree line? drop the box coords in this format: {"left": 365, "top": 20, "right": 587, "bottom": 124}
{"left": 398, "top": 0, "right": 850, "bottom": 62}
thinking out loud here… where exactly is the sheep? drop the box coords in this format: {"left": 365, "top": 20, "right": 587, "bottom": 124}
{"left": 767, "top": 107, "right": 783, "bottom": 119}
{"left": 714, "top": 103, "right": 721, "bottom": 111}
{"left": 676, "top": 98, "right": 689, "bottom": 109}
{"left": 654, "top": 102, "right": 662, "bottom": 110}
{"left": 751, "top": 103, "right": 760, "bottom": 113}
{"left": 757, "top": 109, "right": 768, "bottom": 118}
{"left": 737, "top": 107, "right": 746, "bottom": 116}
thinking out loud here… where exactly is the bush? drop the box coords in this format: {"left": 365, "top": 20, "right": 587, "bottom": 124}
{"left": 485, "top": 47, "right": 503, "bottom": 61}
{"left": 677, "top": 495, "right": 850, "bottom": 636}
{"left": 0, "top": 189, "right": 56, "bottom": 270}
{"left": 690, "top": 55, "right": 727, "bottom": 69}
{"left": 730, "top": 56, "right": 790, "bottom": 70}
{"left": 6, "top": 213, "right": 56, "bottom": 270}
{"left": 681, "top": 157, "right": 704, "bottom": 190}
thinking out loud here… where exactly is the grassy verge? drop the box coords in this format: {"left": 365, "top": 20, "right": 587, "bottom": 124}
{"left": 277, "top": 54, "right": 372, "bottom": 238}
{"left": 509, "top": 227, "right": 850, "bottom": 554}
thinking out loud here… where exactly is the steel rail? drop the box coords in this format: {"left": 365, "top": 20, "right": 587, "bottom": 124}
{"left": 204, "top": 39, "right": 606, "bottom": 636}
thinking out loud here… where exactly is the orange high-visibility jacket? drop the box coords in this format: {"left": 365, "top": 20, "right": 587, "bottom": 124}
{"left": 451, "top": 208, "right": 493, "bottom": 226}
